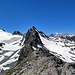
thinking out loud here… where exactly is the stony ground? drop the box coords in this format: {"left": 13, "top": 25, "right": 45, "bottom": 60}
{"left": 5, "top": 50, "right": 75, "bottom": 75}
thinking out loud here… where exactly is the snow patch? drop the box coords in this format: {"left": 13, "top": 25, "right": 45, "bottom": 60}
{"left": 39, "top": 34, "right": 75, "bottom": 63}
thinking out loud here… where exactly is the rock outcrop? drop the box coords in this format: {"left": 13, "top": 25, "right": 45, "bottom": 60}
{"left": 4, "top": 27, "right": 75, "bottom": 75}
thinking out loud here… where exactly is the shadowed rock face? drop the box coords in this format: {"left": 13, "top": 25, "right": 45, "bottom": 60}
{"left": 13, "top": 31, "right": 22, "bottom": 35}
{"left": 66, "top": 36, "right": 75, "bottom": 42}
{"left": 18, "top": 27, "right": 43, "bottom": 62}
{"left": 24, "top": 27, "right": 43, "bottom": 47}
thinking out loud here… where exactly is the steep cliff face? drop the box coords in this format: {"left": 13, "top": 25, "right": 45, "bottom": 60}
{"left": 18, "top": 26, "right": 43, "bottom": 62}
{"left": 3, "top": 27, "right": 75, "bottom": 75}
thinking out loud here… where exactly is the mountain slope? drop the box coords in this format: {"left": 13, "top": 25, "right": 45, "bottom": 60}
{"left": 19, "top": 26, "right": 75, "bottom": 63}
{"left": 0, "top": 29, "right": 24, "bottom": 74}
{"left": 5, "top": 27, "right": 75, "bottom": 75}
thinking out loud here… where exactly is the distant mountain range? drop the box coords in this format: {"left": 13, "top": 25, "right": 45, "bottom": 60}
{"left": 0, "top": 26, "right": 75, "bottom": 75}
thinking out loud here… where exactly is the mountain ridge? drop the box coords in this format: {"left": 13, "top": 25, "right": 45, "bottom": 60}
{"left": 0, "top": 27, "right": 75, "bottom": 75}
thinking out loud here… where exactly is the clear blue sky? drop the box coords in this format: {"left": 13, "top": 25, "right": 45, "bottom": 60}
{"left": 0, "top": 0, "right": 75, "bottom": 34}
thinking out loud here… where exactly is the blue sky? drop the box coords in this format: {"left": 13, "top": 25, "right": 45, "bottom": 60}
{"left": 0, "top": 0, "right": 75, "bottom": 34}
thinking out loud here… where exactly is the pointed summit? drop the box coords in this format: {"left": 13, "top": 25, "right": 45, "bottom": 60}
{"left": 13, "top": 31, "right": 22, "bottom": 35}
{"left": 19, "top": 27, "right": 43, "bottom": 61}
{"left": 32, "top": 26, "right": 36, "bottom": 29}
{"left": 28, "top": 26, "right": 38, "bottom": 32}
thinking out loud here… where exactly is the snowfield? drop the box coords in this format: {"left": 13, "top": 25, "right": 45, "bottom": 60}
{"left": 39, "top": 33, "right": 75, "bottom": 63}
{"left": 0, "top": 29, "right": 23, "bottom": 71}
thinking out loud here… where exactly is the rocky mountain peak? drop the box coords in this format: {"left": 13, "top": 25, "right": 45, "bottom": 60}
{"left": 13, "top": 31, "right": 22, "bottom": 35}
{"left": 18, "top": 27, "right": 43, "bottom": 61}
{"left": 25, "top": 26, "right": 43, "bottom": 46}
